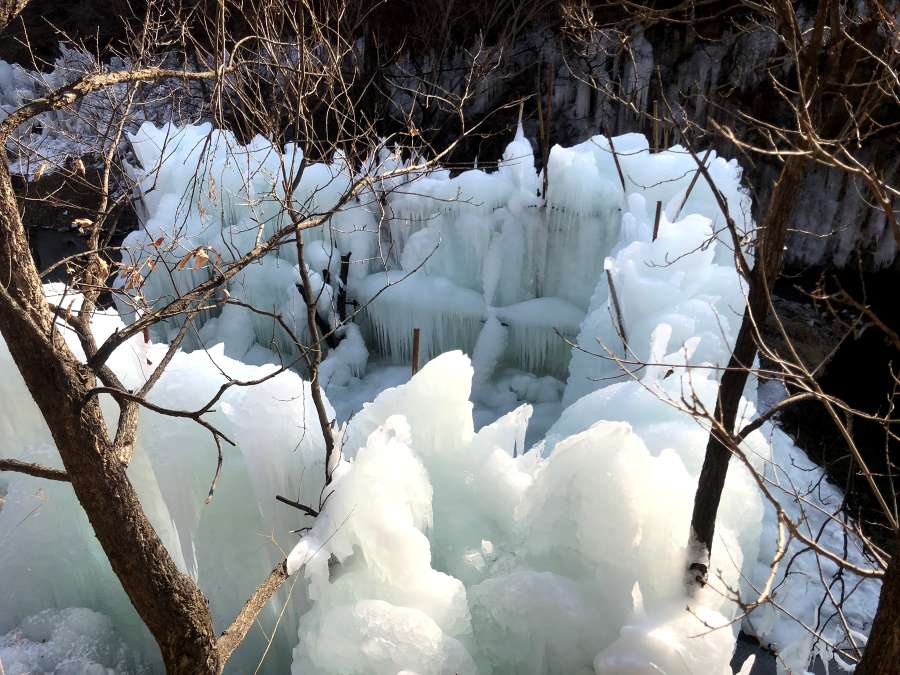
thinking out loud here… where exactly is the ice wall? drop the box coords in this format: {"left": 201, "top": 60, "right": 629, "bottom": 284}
{"left": 118, "top": 122, "right": 750, "bottom": 386}
{"left": 117, "top": 122, "right": 379, "bottom": 380}
{"left": 384, "top": 26, "right": 897, "bottom": 269}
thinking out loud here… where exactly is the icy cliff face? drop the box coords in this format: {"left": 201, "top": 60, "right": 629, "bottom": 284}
{"left": 383, "top": 26, "right": 896, "bottom": 269}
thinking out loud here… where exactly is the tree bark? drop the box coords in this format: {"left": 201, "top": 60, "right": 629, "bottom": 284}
{"left": 686, "top": 155, "right": 805, "bottom": 585}
{"left": 855, "top": 535, "right": 900, "bottom": 675}
{"left": 0, "top": 159, "right": 221, "bottom": 674}
{"left": 0, "top": 0, "right": 30, "bottom": 30}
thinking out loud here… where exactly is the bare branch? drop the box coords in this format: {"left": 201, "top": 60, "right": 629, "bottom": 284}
{"left": 0, "top": 458, "right": 69, "bottom": 481}
{"left": 216, "top": 559, "right": 289, "bottom": 667}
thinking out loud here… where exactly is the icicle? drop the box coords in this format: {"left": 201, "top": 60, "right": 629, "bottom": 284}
{"left": 472, "top": 314, "right": 508, "bottom": 385}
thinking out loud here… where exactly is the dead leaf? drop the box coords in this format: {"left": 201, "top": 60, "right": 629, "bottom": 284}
{"left": 192, "top": 248, "right": 210, "bottom": 270}
{"left": 72, "top": 218, "right": 93, "bottom": 233}
{"left": 176, "top": 251, "right": 194, "bottom": 271}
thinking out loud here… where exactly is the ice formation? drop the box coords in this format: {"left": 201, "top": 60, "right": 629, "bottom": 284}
{"left": 286, "top": 352, "right": 763, "bottom": 675}
{"left": 0, "top": 50, "right": 202, "bottom": 178}
{"left": 0, "top": 288, "right": 328, "bottom": 673}
{"left": 0, "top": 48, "right": 106, "bottom": 174}
{"left": 0, "top": 124, "right": 882, "bottom": 675}
{"left": 116, "top": 122, "right": 750, "bottom": 388}
{"left": 563, "top": 193, "right": 748, "bottom": 405}
{"left": 1, "top": 322, "right": 879, "bottom": 673}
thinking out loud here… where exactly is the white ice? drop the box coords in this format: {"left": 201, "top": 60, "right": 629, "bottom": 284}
{"left": 0, "top": 121, "right": 882, "bottom": 675}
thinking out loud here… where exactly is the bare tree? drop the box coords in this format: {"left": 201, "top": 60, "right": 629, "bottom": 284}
{"left": 676, "top": 0, "right": 898, "bottom": 651}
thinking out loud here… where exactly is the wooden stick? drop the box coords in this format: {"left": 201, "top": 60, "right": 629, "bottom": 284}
{"left": 606, "top": 270, "right": 628, "bottom": 351}
{"left": 676, "top": 147, "right": 713, "bottom": 219}
{"left": 604, "top": 129, "right": 627, "bottom": 194}
{"left": 652, "top": 201, "right": 663, "bottom": 241}
{"left": 296, "top": 282, "right": 338, "bottom": 348}
{"left": 337, "top": 251, "right": 351, "bottom": 322}
{"left": 411, "top": 327, "right": 421, "bottom": 375}
{"left": 538, "top": 63, "right": 554, "bottom": 200}
{"left": 652, "top": 99, "right": 660, "bottom": 152}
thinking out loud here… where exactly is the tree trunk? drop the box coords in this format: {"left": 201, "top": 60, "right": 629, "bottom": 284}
{"left": 686, "top": 156, "right": 805, "bottom": 586}
{"left": 855, "top": 534, "right": 900, "bottom": 675}
{"left": 0, "top": 158, "right": 220, "bottom": 673}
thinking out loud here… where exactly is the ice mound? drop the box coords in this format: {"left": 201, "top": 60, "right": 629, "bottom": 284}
{"left": 294, "top": 599, "right": 478, "bottom": 675}
{"left": 2, "top": 285, "right": 876, "bottom": 673}
{"left": 0, "top": 607, "right": 142, "bottom": 674}
{"left": 592, "top": 604, "right": 736, "bottom": 675}
{"left": 116, "top": 123, "right": 749, "bottom": 383}
{"left": 286, "top": 351, "right": 762, "bottom": 674}
{"left": 563, "top": 198, "right": 748, "bottom": 405}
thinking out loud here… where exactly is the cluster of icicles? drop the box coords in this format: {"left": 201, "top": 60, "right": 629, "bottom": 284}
{"left": 113, "top": 120, "right": 750, "bottom": 389}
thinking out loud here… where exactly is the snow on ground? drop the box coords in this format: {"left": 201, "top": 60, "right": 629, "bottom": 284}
{"left": 0, "top": 608, "right": 144, "bottom": 674}
{"left": 0, "top": 124, "right": 882, "bottom": 674}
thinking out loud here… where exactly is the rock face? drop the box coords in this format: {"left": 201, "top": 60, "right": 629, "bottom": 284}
{"left": 375, "top": 13, "right": 897, "bottom": 270}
